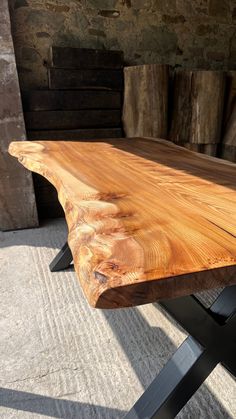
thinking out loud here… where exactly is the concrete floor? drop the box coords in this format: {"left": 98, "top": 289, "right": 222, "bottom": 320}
{"left": 0, "top": 218, "right": 235, "bottom": 419}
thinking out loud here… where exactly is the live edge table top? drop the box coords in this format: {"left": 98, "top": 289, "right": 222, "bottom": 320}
{"left": 9, "top": 138, "right": 236, "bottom": 309}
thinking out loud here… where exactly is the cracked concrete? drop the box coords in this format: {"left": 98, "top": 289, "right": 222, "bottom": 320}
{"left": 0, "top": 218, "right": 236, "bottom": 418}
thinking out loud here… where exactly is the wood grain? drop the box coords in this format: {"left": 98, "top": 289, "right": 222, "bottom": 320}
{"left": 169, "top": 70, "right": 225, "bottom": 145}
{"left": 49, "top": 47, "right": 124, "bottom": 69}
{"left": 9, "top": 138, "right": 236, "bottom": 308}
{"left": 27, "top": 128, "right": 123, "bottom": 141}
{"left": 24, "top": 110, "right": 121, "bottom": 130}
{"left": 123, "top": 64, "right": 169, "bottom": 138}
{"left": 221, "top": 72, "right": 236, "bottom": 162}
{"left": 22, "top": 90, "right": 122, "bottom": 111}
{"left": 223, "top": 71, "right": 236, "bottom": 131}
{"left": 218, "top": 72, "right": 236, "bottom": 163}
{"left": 183, "top": 143, "right": 218, "bottom": 157}
{"left": 48, "top": 68, "right": 123, "bottom": 90}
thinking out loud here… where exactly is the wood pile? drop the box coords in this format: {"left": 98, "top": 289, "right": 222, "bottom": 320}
{"left": 23, "top": 47, "right": 124, "bottom": 141}
{"left": 123, "top": 65, "right": 236, "bottom": 162}
{"left": 22, "top": 47, "right": 124, "bottom": 217}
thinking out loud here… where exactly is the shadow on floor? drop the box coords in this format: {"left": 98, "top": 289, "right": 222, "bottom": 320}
{"left": 0, "top": 388, "right": 126, "bottom": 419}
{"left": 1, "top": 220, "right": 235, "bottom": 417}
{"left": 0, "top": 218, "right": 67, "bottom": 250}
{"left": 102, "top": 306, "right": 234, "bottom": 418}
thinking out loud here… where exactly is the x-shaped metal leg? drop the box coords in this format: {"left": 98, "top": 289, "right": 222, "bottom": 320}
{"left": 125, "top": 285, "right": 236, "bottom": 419}
{"left": 50, "top": 244, "right": 236, "bottom": 418}
{"left": 49, "top": 242, "right": 73, "bottom": 272}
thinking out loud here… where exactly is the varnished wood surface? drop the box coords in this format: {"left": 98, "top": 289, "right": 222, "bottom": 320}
{"left": 9, "top": 138, "right": 236, "bottom": 308}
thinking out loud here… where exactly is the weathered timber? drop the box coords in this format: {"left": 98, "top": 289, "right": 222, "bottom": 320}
{"left": 222, "top": 93, "right": 236, "bottom": 148}
{"left": 183, "top": 143, "right": 218, "bottom": 157}
{"left": 24, "top": 110, "right": 121, "bottom": 130}
{"left": 123, "top": 64, "right": 169, "bottom": 138}
{"left": 48, "top": 68, "right": 123, "bottom": 90}
{"left": 9, "top": 138, "right": 236, "bottom": 308}
{"left": 220, "top": 72, "right": 236, "bottom": 162}
{"left": 27, "top": 128, "right": 123, "bottom": 141}
{"left": 49, "top": 47, "right": 124, "bottom": 69}
{"left": 223, "top": 71, "right": 236, "bottom": 130}
{"left": 221, "top": 145, "right": 236, "bottom": 163}
{"left": 22, "top": 90, "right": 122, "bottom": 111}
{"left": 169, "top": 70, "right": 225, "bottom": 144}
{"left": 0, "top": 0, "right": 38, "bottom": 230}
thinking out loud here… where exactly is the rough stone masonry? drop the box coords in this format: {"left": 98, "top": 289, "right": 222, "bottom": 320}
{"left": 8, "top": 0, "right": 236, "bottom": 90}
{"left": 0, "top": 0, "right": 38, "bottom": 230}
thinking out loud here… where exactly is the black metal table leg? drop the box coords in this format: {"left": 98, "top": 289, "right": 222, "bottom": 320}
{"left": 49, "top": 242, "right": 73, "bottom": 272}
{"left": 125, "top": 285, "right": 236, "bottom": 419}
{"left": 125, "top": 336, "right": 217, "bottom": 419}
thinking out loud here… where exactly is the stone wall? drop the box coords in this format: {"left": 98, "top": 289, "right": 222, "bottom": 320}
{"left": 0, "top": 0, "right": 38, "bottom": 230}
{"left": 9, "top": 0, "right": 236, "bottom": 90}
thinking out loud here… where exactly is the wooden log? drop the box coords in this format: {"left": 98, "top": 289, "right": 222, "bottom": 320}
{"left": 169, "top": 70, "right": 225, "bottom": 145}
{"left": 49, "top": 47, "right": 124, "bottom": 69}
{"left": 24, "top": 110, "right": 121, "bottom": 130}
{"left": 0, "top": 0, "right": 38, "bottom": 230}
{"left": 183, "top": 143, "right": 218, "bottom": 157}
{"left": 221, "top": 145, "right": 236, "bottom": 163}
{"left": 222, "top": 89, "right": 236, "bottom": 150}
{"left": 220, "top": 73, "right": 236, "bottom": 163}
{"left": 223, "top": 71, "right": 236, "bottom": 130}
{"left": 22, "top": 90, "right": 122, "bottom": 111}
{"left": 27, "top": 128, "right": 123, "bottom": 141}
{"left": 122, "top": 64, "right": 169, "bottom": 138}
{"left": 48, "top": 68, "right": 123, "bottom": 90}
{"left": 9, "top": 138, "right": 236, "bottom": 308}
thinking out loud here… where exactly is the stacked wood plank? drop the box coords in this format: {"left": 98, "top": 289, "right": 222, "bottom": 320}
{"left": 169, "top": 70, "right": 226, "bottom": 157}
{"left": 23, "top": 47, "right": 124, "bottom": 141}
{"left": 22, "top": 47, "right": 124, "bottom": 218}
{"left": 122, "top": 64, "right": 169, "bottom": 138}
{"left": 220, "top": 71, "right": 236, "bottom": 162}
{"left": 122, "top": 66, "right": 230, "bottom": 160}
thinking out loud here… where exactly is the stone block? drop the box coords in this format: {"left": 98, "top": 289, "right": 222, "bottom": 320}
{"left": 99, "top": 10, "right": 120, "bottom": 17}
{"left": 0, "top": 0, "right": 38, "bottom": 230}
{"left": 196, "top": 24, "right": 218, "bottom": 36}
{"left": 21, "top": 47, "right": 38, "bottom": 63}
{"left": 209, "top": 0, "right": 230, "bottom": 21}
{"left": 206, "top": 50, "right": 226, "bottom": 62}
{"left": 87, "top": 0, "right": 118, "bottom": 8}
{"left": 14, "top": 0, "right": 28, "bottom": 9}
{"left": 162, "top": 14, "right": 186, "bottom": 24}
{"left": 154, "top": 0, "right": 176, "bottom": 13}
{"left": 140, "top": 26, "right": 178, "bottom": 54}
{"left": 26, "top": 9, "right": 65, "bottom": 30}
{"left": 131, "top": 0, "right": 152, "bottom": 9}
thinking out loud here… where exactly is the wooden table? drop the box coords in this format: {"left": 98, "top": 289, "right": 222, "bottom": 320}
{"left": 9, "top": 138, "right": 236, "bottom": 418}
